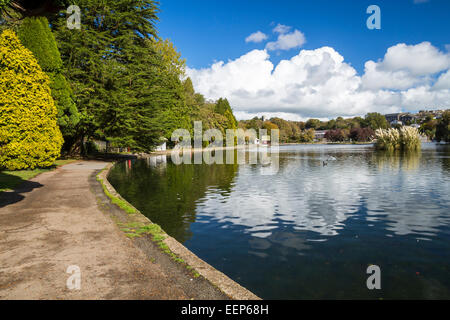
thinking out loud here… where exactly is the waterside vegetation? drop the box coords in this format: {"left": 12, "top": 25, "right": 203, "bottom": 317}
{"left": 375, "top": 127, "right": 421, "bottom": 151}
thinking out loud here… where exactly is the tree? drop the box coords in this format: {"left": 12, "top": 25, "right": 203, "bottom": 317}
{"left": 306, "top": 118, "right": 321, "bottom": 129}
{"left": 327, "top": 119, "right": 336, "bottom": 129}
{"left": 364, "top": 112, "right": 389, "bottom": 130}
{"left": 1, "top": 0, "right": 70, "bottom": 20}
{"left": 299, "top": 129, "right": 315, "bottom": 143}
{"left": 17, "top": 16, "right": 79, "bottom": 149}
{"left": 214, "top": 98, "right": 229, "bottom": 115}
{"left": 270, "top": 117, "right": 292, "bottom": 142}
{"left": 152, "top": 38, "right": 186, "bottom": 78}
{"left": 0, "top": 29, "right": 63, "bottom": 169}
{"left": 214, "top": 98, "right": 237, "bottom": 129}
{"left": 349, "top": 127, "right": 374, "bottom": 142}
{"left": 435, "top": 110, "right": 450, "bottom": 142}
{"left": 52, "top": 0, "right": 184, "bottom": 152}
{"left": 420, "top": 118, "right": 437, "bottom": 140}
{"left": 325, "top": 129, "right": 349, "bottom": 142}
{"left": 262, "top": 121, "right": 278, "bottom": 136}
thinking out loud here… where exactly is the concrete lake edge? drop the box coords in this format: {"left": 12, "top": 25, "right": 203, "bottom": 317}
{"left": 98, "top": 162, "right": 261, "bottom": 300}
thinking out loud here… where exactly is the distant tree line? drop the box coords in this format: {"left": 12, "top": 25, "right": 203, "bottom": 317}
{"left": 239, "top": 110, "right": 450, "bottom": 144}
{"left": 419, "top": 110, "right": 450, "bottom": 142}
{"left": 239, "top": 113, "right": 389, "bottom": 143}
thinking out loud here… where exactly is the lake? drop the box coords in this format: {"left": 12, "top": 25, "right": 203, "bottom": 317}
{"left": 108, "top": 143, "right": 450, "bottom": 299}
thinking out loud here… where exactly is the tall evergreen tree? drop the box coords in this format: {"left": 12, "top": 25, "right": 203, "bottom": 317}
{"left": 52, "top": 0, "right": 191, "bottom": 152}
{"left": 215, "top": 98, "right": 237, "bottom": 129}
{"left": 17, "top": 16, "right": 79, "bottom": 149}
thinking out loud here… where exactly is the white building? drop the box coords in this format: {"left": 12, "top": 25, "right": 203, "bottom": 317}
{"left": 155, "top": 137, "right": 167, "bottom": 151}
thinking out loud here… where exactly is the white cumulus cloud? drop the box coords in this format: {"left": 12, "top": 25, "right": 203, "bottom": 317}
{"left": 265, "top": 30, "right": 306, "bottom": 51}
{"left": 273, "top": 23, "right": 292, "bottom": 34}
{"left": 362, "top": 42, "right": 450, "bottom": 90}
{"left": 245, "top": 31, "right": 268, "bottom": 43}
{"left": 187, "top": 42, "right": 450, "bottom": 120}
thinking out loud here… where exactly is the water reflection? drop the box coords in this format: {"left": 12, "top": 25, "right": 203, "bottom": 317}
{"left": 372, "top": 150, "right": 421, "bottom": 171}
{"left": 108, "top": 156, "right": 238, "bottom": 243}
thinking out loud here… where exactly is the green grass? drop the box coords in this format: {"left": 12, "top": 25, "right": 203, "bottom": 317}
{"left": 96, "top": 170, "right": 138, "bottom": 215}
{"left": 118, "top": 221, "right": 201, "bottom": 274}
{"left": 119, "top": 222, "right": 185, "bottom": 263}
{"left": 0, "top": 159, "right": 78, "bottom": 192}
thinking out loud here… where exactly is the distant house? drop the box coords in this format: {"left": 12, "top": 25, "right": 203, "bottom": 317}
{"left": 385, "top": 113, "right": 415, "bottom": 126}
{"left": 155, "top": 137, "right": 167, "bottom": 152}
{"left": 261, "top": 135, "right": 271, "bottom": 145}
{"left": 314, "top": 130, "right": 327, "bottom": 141}
{"left": 385, "top": 113, "right": 401, "bottom": 124}
{"left": 399, "top": 113, "right": 415, "bottom": 124}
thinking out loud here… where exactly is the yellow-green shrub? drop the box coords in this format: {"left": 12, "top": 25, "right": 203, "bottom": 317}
{"left": 0, "top": 29, "right": 63, "bottom": 170}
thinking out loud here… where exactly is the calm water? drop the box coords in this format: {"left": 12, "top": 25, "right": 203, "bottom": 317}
{"left": 108, "top": 144, "right": 450, "bottom": 299}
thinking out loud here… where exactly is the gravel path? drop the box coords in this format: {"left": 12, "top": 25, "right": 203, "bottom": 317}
{"left": 0, "top": 161, "right": 227, "bottom": 300}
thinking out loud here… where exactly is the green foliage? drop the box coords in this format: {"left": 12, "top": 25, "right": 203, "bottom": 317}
{"left": 241, "top": 117, "right": 314, "bottom": 143}
{"left": 152, "top": 38, "right": 186, "bottom": 78}
{"left": 239, "top": 113, "right": 392, "bottom": 144}
{"left": 183, "top": 78, "right": 238, "bottom": 143}
{"left": 189, "top": 101, "right": 229, "bottom": 145}
{"left": 435, "top": 111, "right": 450, "bottom": 142}
{"left": 0, "top": 0, "right": 11, "bottom": 10}
{"left": 214, "top": 98, "right": 237, "bottom": 129}
{"left": 262, "top": 121, "right": 278, "bottom": 135}
{"left": 420, "top": 118, "right": 437, "bottom": 140}
{"left": 17, "top": 17, "right": 62, "bottom": 71}
{"left": 364, "top": 112, "right": 389, "bottom": 130}
{"left": 299, "top": 129, "right": 315, "bottom": 143}
{"left": 214, "top": 98, "right": 229, "bottom": 115}
{"left": 305, "top": 119, "right": 321, "bottom": 129}
{"left": 0, "top": 29, "right": 63, "bottom": 170}
{"left": 17, "top": 16, "right": 79, "bottom": 142}
{"left": 269, "top": 117, "right": 302, "bottom": 142}
{"left": 96, "top": 170, "right": 137, "bottom": 214}
{"left": 52, "top": 0, "right": 195, "bottom": 152}
{"left": 0, "top": 1, "right": 71, "bottom": 19}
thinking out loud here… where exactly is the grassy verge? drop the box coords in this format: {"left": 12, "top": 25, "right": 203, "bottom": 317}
{"left": 95, "top": 169, "right": 137, "bottom": 214}
{"left": 118, "top": 221, "right": 200, "bottom": 278}
{"left": 0, "top": 159, "right": 78, "bottom": 192}
{"left": 96, "top": 168, "right": 200, "bottom": 278}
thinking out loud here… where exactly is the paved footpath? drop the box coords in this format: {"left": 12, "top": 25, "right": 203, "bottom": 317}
{"left": 0, "top": 161, "right": 221, "bottom": 299}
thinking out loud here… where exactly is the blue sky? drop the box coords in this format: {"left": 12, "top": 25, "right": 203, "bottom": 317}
{"left": 157, "top": 0, "right": 450, "bottom": 120}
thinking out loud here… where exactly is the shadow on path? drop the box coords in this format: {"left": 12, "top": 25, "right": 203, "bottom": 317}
{"left": 0, "top": 172, "right": 43, "bottom": 208}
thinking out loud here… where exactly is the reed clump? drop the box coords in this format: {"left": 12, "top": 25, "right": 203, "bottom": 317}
{"left": 374, "top": 127, "right": 421, "bottom": 151}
